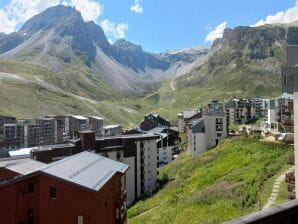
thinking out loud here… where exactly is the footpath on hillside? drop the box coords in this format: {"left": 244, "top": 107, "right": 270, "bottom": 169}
{"left": 262, "top": 166, "right": 295, "bottom": 209}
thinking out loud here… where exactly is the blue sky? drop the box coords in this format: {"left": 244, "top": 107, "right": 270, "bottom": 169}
{"left": 0, "top": 0, "right": 297, "bottom": 52}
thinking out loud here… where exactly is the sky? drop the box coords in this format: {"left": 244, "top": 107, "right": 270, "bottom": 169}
{"left": 0, "top": 0, "right": 298, "bottom": 52}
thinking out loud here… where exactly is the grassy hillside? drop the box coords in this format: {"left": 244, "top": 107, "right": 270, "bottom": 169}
{"left": 0, "top": 59, "right": 162, "bottom": 127}
{"left": 128, "top": 137, "right": 293, "bottom": 224}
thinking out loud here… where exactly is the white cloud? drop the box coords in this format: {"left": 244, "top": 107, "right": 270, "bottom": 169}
{"left": 100, "top": 19, "right": 128, "bottom": 41}
{"left": 0, "top": 0, "right": 103, "bottom": 34}
{"left": 130, "top": 0, "right": 143, "bottom": 14}
{"left": 252, "top": 1, "right": 298, "bottom": 26}
{"left": 0, "top": 0, "right": 59, "bottom": 33}
{"left": 5, "top": 0, "right": 59, "bottom": 23}
{"left": 205, "top": 21, "right": 227, "bottom": 43}
{"left": 0, "top": 9, "right": 17, "bottom": 33}
{"left": 70, "top": 0, "right": 103, "bottom": 22}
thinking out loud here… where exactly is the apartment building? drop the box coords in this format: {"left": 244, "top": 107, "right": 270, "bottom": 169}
{"left": 281, "top": 45, "right": 298, "bottom": 198}
{"left": 0, "top": 152, "right": 128, "bottom": 224}
{"left": 265, "top": 94, "right": 294, "bottom": 133}
{"left": 188, "top": 101, "right": 227, "bottom": 156}
{"left": 46, "top": 115, "right": 67, "bottom": 144}
{"left": 37, "top": 118, "right": 55, "bottom": 145}
{"left": 68, "top": 115, "right": 90, "bottom": 139}
{"left": 225, "top": 98, "right": 257, "bottom": 125}
{"left": 0, "top": 116, "right": 17, "bottom": 149}
{"left": 95, "top": 134, "right": 159, "bottom": 206}
{"left": 88, "top": 116, "right": 104, "bottom": 136}
{"left": 140, "top": 114, "right": 170, "bottom": 131}
{"left": 30, "top": 131, "right": 159, "bottom": 206}
{"left": 177, "top": 109, "right": 202, "bottom": 134}
{"left": 147, "top": 127, "right": 180, "bottom": 167}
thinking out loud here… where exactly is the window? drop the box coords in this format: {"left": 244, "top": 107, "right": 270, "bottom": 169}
{"left": 77, "top": 216, "right": 84, "bottom": 224}
{"left": 28, "top": 209, "right": 34, "bottom": 224}
{"left": 216, "top": 118, "right": 223, "bottom": 124}
{"left": 28, "top": 183, "right": 34, "bottom": 194}
{"left": 50, "top": 187, "right": 57, "bottom": 199}
{"left": 217, "top": 133, "right": 222, "bottom": 138}
{"left": 216, "top": 125, "right": 223, "bottom": 131}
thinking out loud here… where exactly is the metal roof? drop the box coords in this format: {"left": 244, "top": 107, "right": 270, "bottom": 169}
{"left": 104, "top": 125, "right": 121, "bottom": 129}
{"left": 183, "top": 111, "right": 199, "bottom": 119}
{"left": 0, "top": 157, "right": 31, "bottom": 168}
{"left": 41, "top": 151, "right": 129, "bottom": 191}
{"left": 71, "top": 115, "right": 88, "bottom": 120}
{"left": 148, "top": 127, "right": 166, "bottom": 134}
{"left": 89, "top": 116, "right": 104, "bottom": 120}
{"left": 9, "top": 147, "right": 39, "bottom": 157}
{"left": 6, "top": 160, "right": 46, "bottom": 175}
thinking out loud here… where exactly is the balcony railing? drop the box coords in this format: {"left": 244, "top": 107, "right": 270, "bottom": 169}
{"left": 116, "top": 190, "right": 127, "bottom": 206}
{"left": 225, "top": 199, "right": 298, "bottom": 224}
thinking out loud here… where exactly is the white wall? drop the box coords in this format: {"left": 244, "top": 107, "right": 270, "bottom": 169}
{"left": 188, "top": 133, "right": 206, "bottom": 156}
{"left": 188, "top": 114, "right": 227, "bottom": 157}
{"left": 158, "top": 146, "right": 173, "bottom": 165}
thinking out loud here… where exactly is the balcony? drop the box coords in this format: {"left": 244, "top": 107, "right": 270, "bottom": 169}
{"left": 116, "top": 212, "right": 127, "bottom": 224}
{"left": 116, "top": 190, "right": 127, "bottom": 206}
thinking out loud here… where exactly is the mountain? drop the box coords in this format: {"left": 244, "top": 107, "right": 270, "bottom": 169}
{"left": 1, "top": 5, "right": 298, "bottom": 125}
{"left": 154, "top": 23, "right": 298, "bottom": 122}
{"left": 0, "top": 5, "right": 208, "bottom": 97}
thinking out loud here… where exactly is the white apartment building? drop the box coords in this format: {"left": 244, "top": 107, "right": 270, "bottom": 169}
{"left": 147, "top": 127, "right": 178, "bottom": 167}
{"left": 188, "top": 101, "right": 227, "bottom": 156}
{"left": 95, "top": 134, "right": 159, "bottom": 205}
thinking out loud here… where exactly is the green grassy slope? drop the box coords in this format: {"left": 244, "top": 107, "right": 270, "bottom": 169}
{"left": 128, "top": 138, "right": 293, "bottom": 224}
{"left": 0, "top": 77, "right": 153, "bottom": 127}
{"left": 0, "top": 59, "right": 161, "bottom": 126}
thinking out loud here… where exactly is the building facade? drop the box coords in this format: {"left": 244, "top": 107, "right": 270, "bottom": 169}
{"left": 225, "top": 98, "right": 258, "bottom": 125}
{"left": 30, "top": 132, "right": 159, "bottom": 206}
{"left": 188, "top": 101, "right": 228, "bottom": 156}
{"left": 177, "top": 110, "right": 202, "bottom": 134}
{"left": 139, "top": 114, "right": 170, "bottom": 131}
{"left": 281, "top": 45, "right": 298, "bottom": 198}
{"left": 0, "top": 152, "right": 128, "bottom": 224}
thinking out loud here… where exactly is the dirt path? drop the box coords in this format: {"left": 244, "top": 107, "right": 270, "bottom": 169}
{"left": 262, "top": 166, "right": 294, "bottom": 209}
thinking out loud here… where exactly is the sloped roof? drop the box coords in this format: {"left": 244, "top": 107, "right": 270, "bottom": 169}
{"left": 148, "top": 127, "right": 166, "bottom": 134}
{"left": 191, "top": 119, "right": 205, "bottom": 134}
{"left": 6, "top": 160, "right": 46, "bottom": 175}
{"left": 89, "top": 116, "right": 104, "bottom": 120}
{"left": 183, "top": 111, "right": 199, "bottom": 119}
{"left": 9, "top": 147, "right": 38, "bottom": 157}
{"left": 41, "top": 151, "right": 129, "bottom": 191}
{"left": 0, "top": 157, "right": 31, "bottom": 168}
{"left": 71, "top": 115, "right": 88, "bottom": 120}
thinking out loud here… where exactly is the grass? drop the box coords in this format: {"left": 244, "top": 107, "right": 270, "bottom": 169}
{"left": 275, "top": 179, "right": 289, "bottom": 205}
{"left": 128, "top": 137, "right": 293, "bottom": 224}
{"left": 258, "top": 164, "right": 292, "bottom": 207}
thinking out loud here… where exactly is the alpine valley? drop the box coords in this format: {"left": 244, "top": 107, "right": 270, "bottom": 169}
{"left": 0, "top": 5, "right": 298, "bottom": 126}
